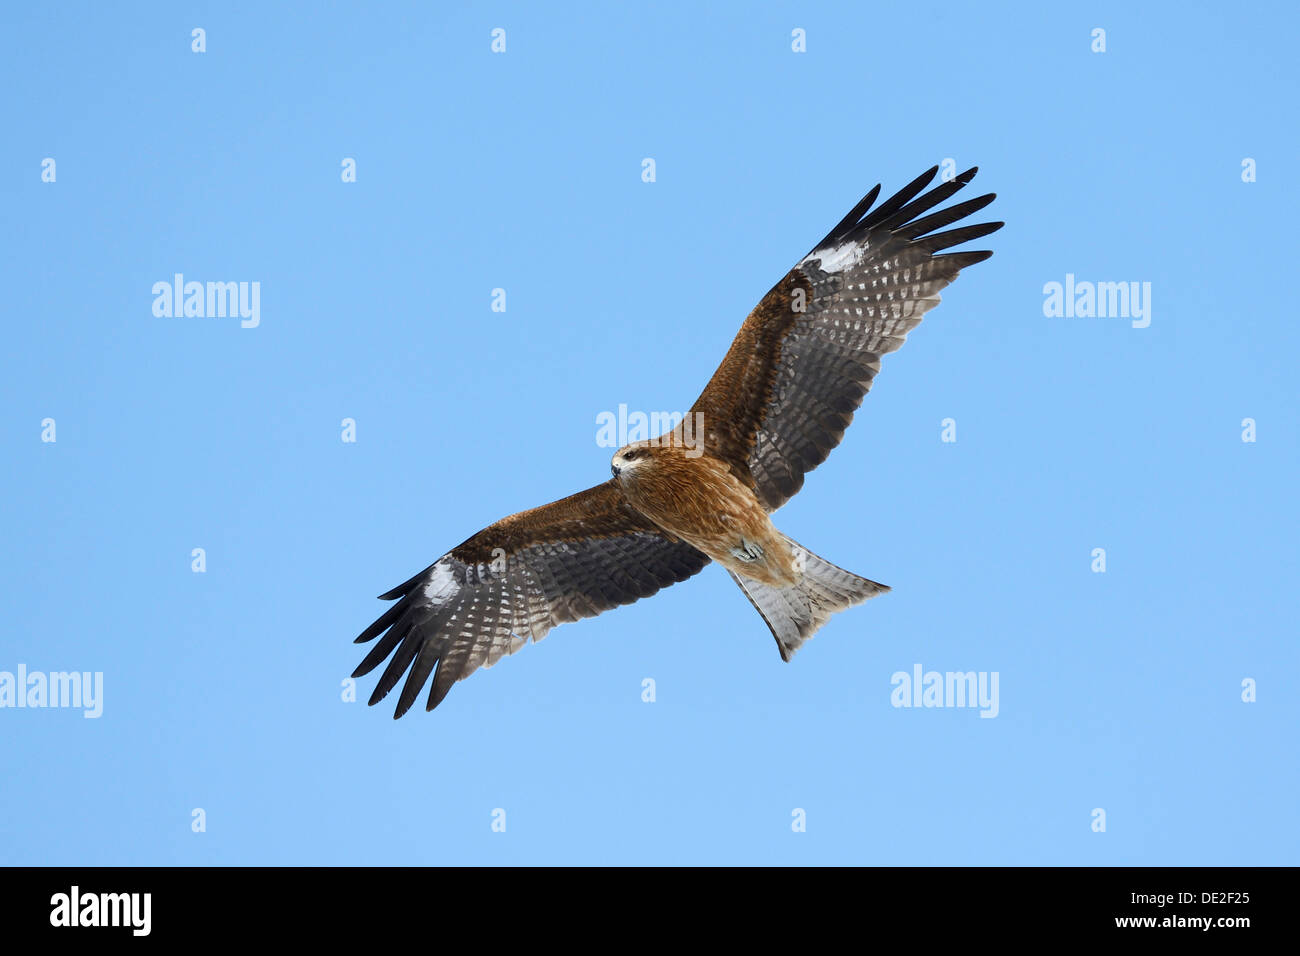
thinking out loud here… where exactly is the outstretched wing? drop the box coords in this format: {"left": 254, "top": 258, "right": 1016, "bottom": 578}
{"left": 688, "top": 166, "right": 1003, "bottom": 511}
{"left": 352, "top": 481, "right": 709, "bottom": 717}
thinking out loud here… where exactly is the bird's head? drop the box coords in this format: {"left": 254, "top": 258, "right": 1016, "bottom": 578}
{"left": 611, "top": 441, "right": 656, "bottom": 480}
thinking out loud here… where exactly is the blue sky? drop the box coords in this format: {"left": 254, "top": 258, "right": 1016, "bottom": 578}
{"left": 2, "top": 1, "right": 1296, "bottom": 865}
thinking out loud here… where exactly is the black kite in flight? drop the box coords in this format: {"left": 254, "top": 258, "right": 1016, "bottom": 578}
{"left": 354, "top": 166, "right": 1002, "bottom": 716}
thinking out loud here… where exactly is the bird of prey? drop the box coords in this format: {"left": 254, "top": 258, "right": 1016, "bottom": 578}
{"left": 353, "top": 166, "right": 1001, "bottom": 717}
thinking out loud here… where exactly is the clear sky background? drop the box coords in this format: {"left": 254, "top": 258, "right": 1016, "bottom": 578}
{"left": 2, "top": 2, "right": 1296, "bottom": 865}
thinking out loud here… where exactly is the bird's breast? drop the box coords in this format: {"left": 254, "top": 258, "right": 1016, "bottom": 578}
{"left": 622, "top": 454, "right": 795, "bottom": 584}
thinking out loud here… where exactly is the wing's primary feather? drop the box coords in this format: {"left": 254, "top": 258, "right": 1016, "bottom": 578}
{"left": 687, "top": 166, "right": 1003, "bottom": 511}
{"left": 352, "top": 480, "right": 709, "bottom": 717}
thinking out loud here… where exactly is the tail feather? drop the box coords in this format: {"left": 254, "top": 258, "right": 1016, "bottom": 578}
{"left": 729, "top": 535, "right": 888, "bottom": 661}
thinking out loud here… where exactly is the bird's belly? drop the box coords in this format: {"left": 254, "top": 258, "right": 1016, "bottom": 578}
{"left": 686, "top": 519, "right": 799, "bottom": 588}
{"left": 625, "top": 461, "right": 798, "bottom": 587}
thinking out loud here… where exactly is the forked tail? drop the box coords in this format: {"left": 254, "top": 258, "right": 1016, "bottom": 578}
{"left": 728, "top": 534, "right": 889, "bottom": 661}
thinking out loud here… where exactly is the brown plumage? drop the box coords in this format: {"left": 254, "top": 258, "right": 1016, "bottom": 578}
{"left": 614, "top": 442, "right": 797, "bottom": 588}
{"left": 353, "top": 165, "right": 1002, "bottom": 716}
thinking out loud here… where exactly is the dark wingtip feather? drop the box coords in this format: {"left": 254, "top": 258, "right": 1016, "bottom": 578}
{"left": 426, "top": 658, "right": 460, "bottom": 712}
{"left": 814, "top": 166, "right": 948, "bottom": 255}
{"left": 876, "top": 169, "right": 986, "bottom": 235}
{"left": 895, "top": 193, "right": 998, "bottom": 241}
{"left": 354, "top": 599, "right": 405, "bottom": 644}
{"left": 366, "top": 628, "right": 425, "bottom": 707}
{"left": 394, "top": 646, "right": 440, "bottom": 719}
{"left": 935, "top": 249, "right": 996, "bottom": 269}
{"left": 855, "top": 165, "right": 941, "bottom": 235}
{"left": 377, "top": 562, "right": 434, "bottom": 601}
{"left": 916, "top": 220, "right": 1004, "bottom": 253}
{"left": 352, "top": 620, "right": 413, "bottom": 678}
{"left": 814, "top": 183, "right": 881, "bottom": 252}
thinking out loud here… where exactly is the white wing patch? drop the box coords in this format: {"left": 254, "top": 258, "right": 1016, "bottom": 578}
{"left": 422, "top": 558, "right": 460, "bottom": 607}
{"left": 802, "top": 237, "right": 869, "bottom": 274}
